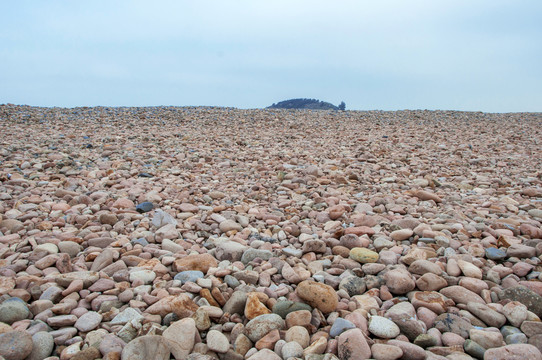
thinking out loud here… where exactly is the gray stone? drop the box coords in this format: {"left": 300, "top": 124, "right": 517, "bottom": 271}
{"left": 0, "top": 297, "right": 29, "bottom": 324}
{"left": 245, "top": 314, "right": 285, "bottom": 342}
{"left": 339, "top": 276, "right": 366, "bottom": 297}
{"left": 507, "top": 333, "right": 528, "bottom": 344}
{"left": 223, "top": 290, "right": 249, "bottom": 315}
{"left": 272, "top": 300, "right": 312, "bottom": 319}
{"left": 27, "top": 331, "right": 54, "bottom": 360}
{"left": 132, "top": 238, "right": 149, "bottom": 246}
{"left": 330, "top": 318, "right": 356, "bottom": 337}
{"left": 413, "top": 334, "right": 439, "bottom": 348}
{"left": 174, "top": 271, "right": 204, "bottom": 284}
{"left": 368, "top": 315, "right": 401, "bottom": 339}
{"left": 111, "top": 308, "right": 144, "bottom": 325}
{"left": 0, "top": 331, "right": 34, "bottom": 360}
{"left": 501, "top": 326, "right": 523, "bottom": 339}
{"left": 463, "top": 339, "right": 485, "bottom": 359}
{"left": 151, "top": 210, "right": 178, "bottom": 228}
{"left": 136, "top": 202, "right": 154, "bottom": 213}
{"left": 281, "top": 341, "right": 303, "bottom": 359}
{"left": 434, "top": 313, "right": 473, "bottom": 338}
{"left": 215, "top": 241, "right": 248, "bottom": 262}
{"left": 224, "top": 274, "right": 240, "bottom": 288}
{"left": 241, "top": 249, "right": 273, "bottom": 264}
{"left": 74, "top": 311, "right": 103, "bottom": 332}
{"left": 486, "top": 247, "right": 507, "bottom": 261}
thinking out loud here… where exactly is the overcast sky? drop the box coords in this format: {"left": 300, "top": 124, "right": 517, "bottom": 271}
{"left": 1, "top": 1, "right": 541, "bottom": 112}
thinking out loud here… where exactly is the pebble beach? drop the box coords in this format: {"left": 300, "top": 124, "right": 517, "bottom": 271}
{"left": 1, "top": 104, "right": 542, "bottom": 360}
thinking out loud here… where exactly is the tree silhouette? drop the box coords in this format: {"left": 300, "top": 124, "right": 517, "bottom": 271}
{"left": 338, "top": 101, "right": 346, "bottom": 111}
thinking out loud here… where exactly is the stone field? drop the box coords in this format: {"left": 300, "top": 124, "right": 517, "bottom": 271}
{"left": 0, "top": 104, "right": 542, "bottom": 360}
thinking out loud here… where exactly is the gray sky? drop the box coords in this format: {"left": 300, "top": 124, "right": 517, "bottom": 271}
{"left": 1, "top": 1, "right": 541, "bottom": 112}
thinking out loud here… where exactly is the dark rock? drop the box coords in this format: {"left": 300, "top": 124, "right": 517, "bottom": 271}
{"left": 500, "top": 286, "right": 542, "bottom": 317}
{"left": 434, "top": 313, "right": 473, "bottom": 338}
{"left": 485, "top": 247, "right": 507, "bottom": 261}
{"left": 272, "top": 300, "right": 312, "bottom": 319}
{"left": 136, "top": 202, "right": 154, "bottom": 213}
{"left": 463, "top": 339, "right": 486, "bottom": 359}
{"left": 339, "top": 276, "right": 366, "bottom": 297}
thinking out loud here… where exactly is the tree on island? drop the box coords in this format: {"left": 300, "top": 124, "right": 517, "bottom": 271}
{"left": 267, "top": 98, "right": 340, "bottom": 110}
{"left": 338, "top": 101, "right": 346, "bottom": 111}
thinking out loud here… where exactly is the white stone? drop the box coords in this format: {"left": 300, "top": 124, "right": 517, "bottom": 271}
{"left": 368, "top": 315, "right": 400, "bottom": 339}
{"left": 206, "top": 329, "right": 229, "bottom": 353}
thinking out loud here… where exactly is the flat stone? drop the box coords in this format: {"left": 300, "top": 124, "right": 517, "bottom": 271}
{"left": 53, "top": 271, "right": 99, "bottom": 288}
{"left": 390, "top": 228, "right": 414, "bottom": 241}
{"left": 440, "top": 285, "right": 485, "bottom": 305}
{"left": 469, "top": 328, "right": 504, "bottom": 349}
{"left": 219, "top": 219, "right": 242, "bottom": 232}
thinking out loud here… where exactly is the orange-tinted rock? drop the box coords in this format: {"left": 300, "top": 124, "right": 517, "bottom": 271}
{"left": 344, "top": 226, "right": 375, "bottom": 236}
{"left": 173, "top": 253, "right": 218, "bottom": 274}
{"left": 255, "top": 329, "right": 280, "bottom": 350}
{"left": 411, "top": 190, "right": 442, "bottom": 203}
{"left": 200, "top": 288, "right": 220, "bottom": 307}
{"left": 145, "top": 294, "right": 198, "bottom": 318}
{"left": 296, "top": 280, "right": 338, "bottom": 314}
{"left": 410, "top": 291, "right": 450, "bottom": 314}
{"left": 245, "top": 292, "right": 271, "bottom": 320}
{"left": 285, "top": 310, "right": 312, "bottom": 328}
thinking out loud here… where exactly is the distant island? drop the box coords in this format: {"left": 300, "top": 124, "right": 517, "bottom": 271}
{"left": 268, "top": 98, "right": 345, "bottom": 111}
